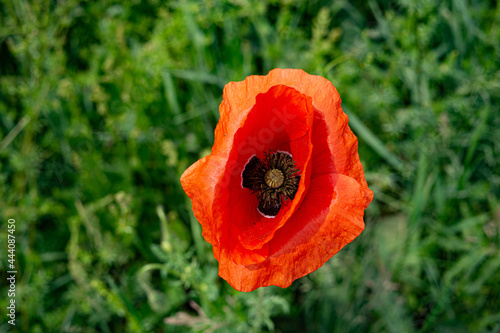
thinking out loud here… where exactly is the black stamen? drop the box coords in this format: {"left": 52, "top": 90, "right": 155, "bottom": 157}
{"left": 241, "top": 150, "right": 301, "bottom": 217}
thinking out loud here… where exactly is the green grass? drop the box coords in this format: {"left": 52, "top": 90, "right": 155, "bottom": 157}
{"left": 1, "top": 0, "right": 499, "bottom": 332}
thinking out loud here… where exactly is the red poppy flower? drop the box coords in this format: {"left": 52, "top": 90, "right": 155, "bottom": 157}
{"left": 181, "top": 69, "right": 373, "bottom": 292}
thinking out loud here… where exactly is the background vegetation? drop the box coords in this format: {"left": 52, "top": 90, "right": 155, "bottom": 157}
{"left": 1, "top": 0, "right": 499, "bottom": 332}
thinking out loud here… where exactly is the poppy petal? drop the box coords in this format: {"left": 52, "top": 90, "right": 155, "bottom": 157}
{"left": 212, "top": 85, "right": 314, "bottom": 265}
{"left": 221, "top": 68, "right": 373, "bottom": 207}
{"left": 180, "top": 155, "right": 226, "bottom": 249}
{"left": 217, "top": 173, "right": 366, "bottom": 291}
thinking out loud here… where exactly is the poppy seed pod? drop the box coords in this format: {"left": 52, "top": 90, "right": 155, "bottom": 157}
{"left": 181, "top": 68, "right": 373, "bottom": 292}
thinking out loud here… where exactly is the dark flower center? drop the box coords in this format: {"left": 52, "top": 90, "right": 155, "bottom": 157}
{"left": 241, "top": 150, "right": 301, "bottom": 217}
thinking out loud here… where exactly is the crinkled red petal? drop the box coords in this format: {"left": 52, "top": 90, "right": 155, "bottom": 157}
{"left": 218, "top": 173, "right": 366, "bottom": 291}
{"left": 213, "top": 85, "right": 314, "bottom": 265}
{"left": 180, "top": 155, "right": 226, "bottom": 250}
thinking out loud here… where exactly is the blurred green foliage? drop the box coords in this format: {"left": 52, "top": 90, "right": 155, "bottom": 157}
{"left": 1, "top": 0, "right": 499, "bottom": 332}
